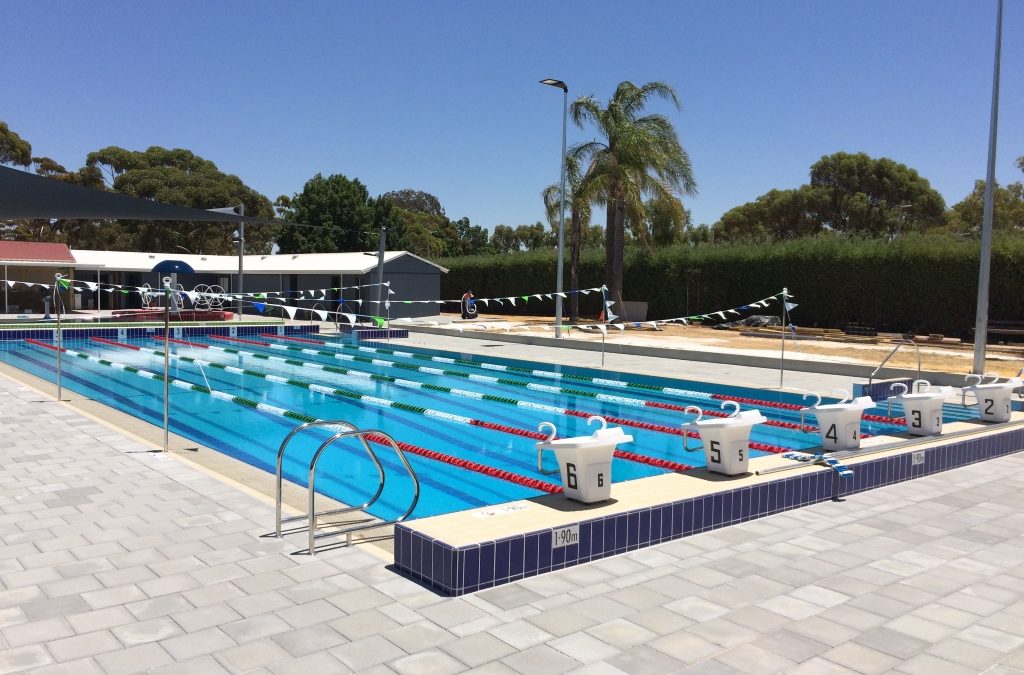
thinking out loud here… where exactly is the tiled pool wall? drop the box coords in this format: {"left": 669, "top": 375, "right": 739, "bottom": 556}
{"left": 338, "top": 326, "right": 410, "bottom": 341}
{"left": 853, "top": 378, "right": 913, "bottom": 401}
{"left": 395, "top": 425, "right": 1024, "bottom": 595}
{"left": 0, "top": 324, "right": 320, "bottom": 341}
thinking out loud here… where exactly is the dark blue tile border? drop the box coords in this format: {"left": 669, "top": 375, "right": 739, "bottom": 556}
{"left": 0, "top": 323, "right": 315, "bottom": 342}
{"left": 395, "top": 425, "right": 1024, "bottom": 595}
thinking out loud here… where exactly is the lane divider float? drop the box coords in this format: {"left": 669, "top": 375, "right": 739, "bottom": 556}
{"left": 25, "top": 338, "right": 561, "bottom": 494}
{"left": 185, "top": 337, "right": 793, "bottom": 454}
{"left": 100, "top": 338, "right": 700, "bottom": 470}
{"left": 262, "top": 333, "right": 905, "bottom": 426}
{"left": 207, "top": 336, "right": 818, "bottom": 434}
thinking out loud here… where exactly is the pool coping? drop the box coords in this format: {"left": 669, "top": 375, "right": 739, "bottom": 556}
{"left": 401, "top": 324, "right": 975, "bottom": 387}
{"left": 394, "top": 415, "right": 1024, "bottom": 595}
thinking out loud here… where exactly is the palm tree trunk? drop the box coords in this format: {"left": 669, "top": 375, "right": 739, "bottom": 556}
{"left": 606, "top": 196, "right": 626, "bottom": 315}
{"left": 568, "top": 208, "right": 581, "bottom": 322}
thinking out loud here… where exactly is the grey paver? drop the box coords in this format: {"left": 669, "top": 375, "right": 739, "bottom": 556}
{"left": 330, "top": 634, "right": 406, "bottom": 671}
{"left": 1, "top": 355, "right": 1024, "bottom": 675}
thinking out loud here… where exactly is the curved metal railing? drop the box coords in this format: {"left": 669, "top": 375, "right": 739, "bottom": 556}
{"left": 274, "top": 420, "right": 419, "bottom": 554}
{"left": 867, "top": 338, "right": 920, "bottom": 388}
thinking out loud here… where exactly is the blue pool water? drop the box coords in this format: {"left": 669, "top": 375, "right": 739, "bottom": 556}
{"left": 0, "top": 335, "right": 976, "bottom": 520}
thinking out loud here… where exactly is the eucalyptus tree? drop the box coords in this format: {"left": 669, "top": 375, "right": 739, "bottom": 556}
{"left": 569, "top": 81, "right": 696, "bottom": 307}
{"left": 0, "top": 121, "right": 32, "bottom": 167}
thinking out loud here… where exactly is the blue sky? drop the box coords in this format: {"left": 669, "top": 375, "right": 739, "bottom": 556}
{"left": 3, "top": 1, "right": 1021, "bottom": 232}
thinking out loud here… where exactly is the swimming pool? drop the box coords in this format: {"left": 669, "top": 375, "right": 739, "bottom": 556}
{"left": 0, "top": 333, "right": 973, "bottom": 520}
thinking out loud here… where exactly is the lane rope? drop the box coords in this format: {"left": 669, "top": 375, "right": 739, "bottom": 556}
{"left": 99, "top": 338, "right": 699, "bottom": 471}
{"left": 207, "top": 336, "right": 817, "bottom": 436}
{"left": 26, "top": 338, "right": 562, "bottom": 493}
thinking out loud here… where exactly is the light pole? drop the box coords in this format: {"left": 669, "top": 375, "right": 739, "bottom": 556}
{"left": 541, "top": 78, "right": 568, "bottom": 338}
{"left": 973, "top": 0, "right": 1004, "bottom": 374}
{"left": 208, "top": 204, "right": 245, "bottom": 319}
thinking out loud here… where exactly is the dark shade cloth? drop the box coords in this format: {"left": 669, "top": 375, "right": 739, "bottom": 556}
{"left": 0, "top": 165, "right": 282, "bottom": 224}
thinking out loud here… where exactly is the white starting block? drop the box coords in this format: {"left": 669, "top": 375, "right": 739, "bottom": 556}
{"left": 683, "top": 401, "right": 766, "bottom": 476}
{"left": 536, "top": 416, "right": 632, "bottom": 503}
{"left": 803, "top": 389, "right": 874, "bottom": 451}
{"left": 963, "top": 373, "right": 1022, "bottom": 423}
{"left": 888, "top": 380, "right": 951, "bottom": 436}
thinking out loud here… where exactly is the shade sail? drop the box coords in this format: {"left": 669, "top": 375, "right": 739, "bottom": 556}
{"left": 0, "top": 165, "right": 281, "bottom": 224}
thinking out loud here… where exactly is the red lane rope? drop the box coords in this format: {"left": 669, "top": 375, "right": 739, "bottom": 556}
{"left": 363, "top": 433, "right": 563, "bottom": 494}
{"left": 864, "top": 413, "right": 905, "bottom": 424}
{"left": 470, "top": 419, "right": 546, "bottom": 440}
{"left": 613, "top": 450, "right": 693, "bottom": 472}
{"left": 260, "top": 333, "right": 323, "bottom": 345}
{"left": 25, "top": 338, "right": 60, "bottom": 352}
{"left": 91, "top": 337, "right": 140, "bottom": 351}
{"left": 644, "top": 400, "right": 815, "bottom": 432}
{"left": 166, "top": 337, "right": 209, "bottom": 348}
{"left": 210, "top": 335, "right": 271, "bottom": 347}
{"left": 712, "top": 393, "right": 803, "bottom": 411}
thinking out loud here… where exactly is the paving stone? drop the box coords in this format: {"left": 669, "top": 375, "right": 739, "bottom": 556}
{"left": 854, "top": 626, "right": 929, "bottom": 660}
{"left": 714, "top": 643, "right": 796, "bottom": 673}
{"left": 266, "top": 623, "right": 346, "bottom": 658}
{"left": 331, "top": 634, "right": 406, "bottom": 671}
{"left": 822, "top": 641, "right": 902, "bottom": 674}
{"left": 111, "top": 617, "right": 183, "bottom": 646}
{"left": 605, "top": 644, "right": 687, "bottom": 675}
{"left": 19, "top": 595, "right": 91, "bottom": 622}
{"left": 548, "top": 631, "right": 621, "bottom": 663}
{"left": 957, "top": 624, "right": 1024, "bottom": 652}
{"left": 487, "top": 619, "right": 555, "bottom": 651}
{"left": 389, "top": 649, "right": 466, "bottom": 675}
{"left": 893, "top": 652, "right": 978, "bottom": 675}
{"left": 160, "top": 626, "right": 236, "bottom": 661}
{"left": 441, "top": 631, "right": 516, "bottom": 668}
{"left": 585, "top": 618, "right": 658, "bottom": 650}
{"left": 648, "top": 629, "right": 721, "bottom": 665}
{"left": 220, "top": 613, "right": 293, "bottom": 644}
{"left": 330, "top": 608, "right": 403, "bottom": 641}
{"left": 47, "top": 630, "right": 121, "bottom": 662}
{"left": 2, "top": 617, "right": 73, "bottom": 648}
{"left": 125, "top": 593, "right": 194, "bottom": 620}
{"left": 213, "top": 638, "right": 291, "bottom": 672}
{"left": 65, "top": 606, "right": 134, "bottom": 634}
{"left": 149, "top": 653, "right": 231, "bottom": 675}
{"left": 754, "top": 629, "right": 829, "bottom": 663}
{"left": 0, "top": 644, "right": 53, "bottom": 674}
{"left": 386, "top": 620, "right": 456, "bottom": 654}
{"left": 25, "top": 656, "right": 105, "bottom": 675}
{"left": 94, "top": 643, "right": 176, "bottom": 675}
{"left": 275, "top": 598, "right": 346, "bottom": 629}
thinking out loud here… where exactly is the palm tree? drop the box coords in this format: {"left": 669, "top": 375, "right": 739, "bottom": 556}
{"left": 570, "top": 81, "right": 696, "bottom": 312}
{"left": 542, "top": 153, "right": 593, "bottom": 323}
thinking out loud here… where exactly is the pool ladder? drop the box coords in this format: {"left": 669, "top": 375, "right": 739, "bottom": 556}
{"left": 274, "top": 420, "right": 420, "bottom": 555}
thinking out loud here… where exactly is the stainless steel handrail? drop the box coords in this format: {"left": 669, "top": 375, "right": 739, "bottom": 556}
{"left": 867, "top": 339, "right": 920, "bottom": 388}
{"left": 275, "top": 420, "right": 357, "bottom": 537}
{"left": 307, "top": 429, "right": 419, "bottom": 554}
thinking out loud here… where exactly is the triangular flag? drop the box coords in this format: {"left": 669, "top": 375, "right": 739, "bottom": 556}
{"left": 373, "top": 317, "right": 385, "bottom": 328}
{"left": 313, "top": 309, "right": 328, "bottom": 321}
{"left": 254, "top": 302, "right": 266, "bottom": 314}
{"left": 281, "top": 305, "right": 297, "bottom": 319}
{"left": 784, "top": 302, "right": 799, "bottom": 311}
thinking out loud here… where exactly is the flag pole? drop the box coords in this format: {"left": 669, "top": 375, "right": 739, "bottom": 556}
{"left": 779, "top": 288, "right": 788, "bottom": 389}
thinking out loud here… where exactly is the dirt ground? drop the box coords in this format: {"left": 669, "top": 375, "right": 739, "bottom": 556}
{"left": 441, "top": 312, "right": 1024, "bottom": 378}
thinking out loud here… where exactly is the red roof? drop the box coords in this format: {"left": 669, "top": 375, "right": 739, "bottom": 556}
{"left": 0, "top": 241, "right": 76, "bottom": 263}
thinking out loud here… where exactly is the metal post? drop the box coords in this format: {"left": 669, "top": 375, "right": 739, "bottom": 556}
{"left": 163, "top": 276, "right": 171, "bottom": 452}
{"left": 376, "top": 226, "right": 387, "bottom": 319}
{"left": 973, "top": 0, "right": 1004, "bottom": 374}
{"left": 779, "top": 288, "right": 788, "bottom": 389}
{"left": 237, "top": 204, "right": 245, "bottom": 321}
{"left": 96, "top": 268, "right": 101, "bottom": 314}
{"left": 3, "top": 264, "right": 7, "bottom": 313}
{"left": 54, "top": 273, "right": 62, "bottom": 401}
{"left": 555, "top": 86, "right": 568, "bottom": 338}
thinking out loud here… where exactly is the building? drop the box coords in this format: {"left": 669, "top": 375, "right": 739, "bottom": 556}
{"left": 1, "top": 243, "right": 447, "bottom": 319}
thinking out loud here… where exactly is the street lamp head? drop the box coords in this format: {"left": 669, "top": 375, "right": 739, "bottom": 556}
{"left": 540, "top": 79, "right": 568, "bottom": 92}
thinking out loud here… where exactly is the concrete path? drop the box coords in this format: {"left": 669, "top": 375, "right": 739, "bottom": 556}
{"left": 1, "top": 374, "right": 1023, "bottom": 674}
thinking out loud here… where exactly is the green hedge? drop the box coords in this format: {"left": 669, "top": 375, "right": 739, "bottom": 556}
{"left": 438, "top": 234, "right": 1024, "bottom": 337}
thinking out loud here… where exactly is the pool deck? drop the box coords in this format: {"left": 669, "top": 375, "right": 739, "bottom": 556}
{"left": 3, "top": 347, "right": 1024, "bottom": 672}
